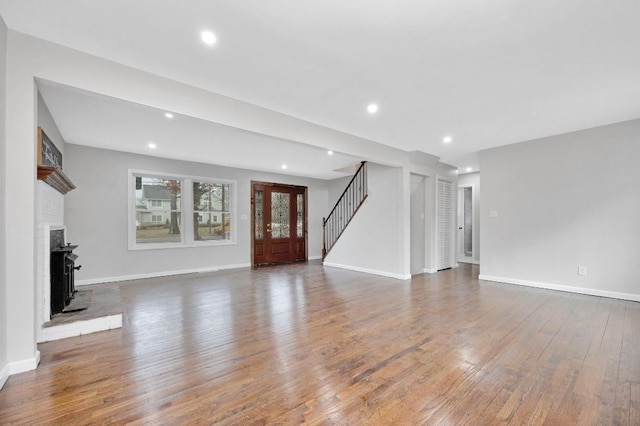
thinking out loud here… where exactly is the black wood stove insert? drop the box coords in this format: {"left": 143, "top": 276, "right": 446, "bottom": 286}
{"left": 50, "top": 231, "right": 82, "bottom": 315}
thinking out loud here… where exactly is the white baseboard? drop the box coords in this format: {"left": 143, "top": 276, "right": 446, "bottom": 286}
{"left": 0, "top": 352, "right": 43, "bottom": 389}
{"left": 38, "top": 314, "right": 123, "bottom": 343}
{"left": 323, "top": 262, "right": 411, "bottom": 280}
{"left": 0, "top": 363, "right": 9, "bottom": 390}
{"left": 458, "top": 259, "right": 480, "bottom": 265}
{"left": 308, "top": 255, "right": 322, "bottom": 261}
{"left": 8, "top": 351, "right": 41, "bottom": 376}
{"left": 212, "top": 263, "right": 251, "bottom": 271}
{"left": 76, "top": 263, "right": 251, "bottom": 286}
{"left": 420, "top": 268, "right": 438, "bottom": 274}
{"left": 478, "top": 275, "right": 640, "bottom": 302}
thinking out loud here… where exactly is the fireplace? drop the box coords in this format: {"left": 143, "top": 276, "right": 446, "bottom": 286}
{"left": 50, "top": 229, "right": 81, "bottom": 315}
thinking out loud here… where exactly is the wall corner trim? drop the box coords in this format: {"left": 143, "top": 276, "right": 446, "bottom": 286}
{"left": 0, "top": 363, "right": 9, "bottom": 391}
{"left": 478, "top": 275, "right": 640, "bottom": 302}
{"left": 323, "top": 262, "right": 411, "bottom": 280}
{"left": 8, "top": 351, "right": 41, "bottom": 377}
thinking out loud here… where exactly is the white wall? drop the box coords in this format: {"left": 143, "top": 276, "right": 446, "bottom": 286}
{"left": 324, "top": 163, "right": 407, "bottom": 279}
{"left": 0, "top": 15, "right": 8, "bottom": 389}
{"left": 4, "top": 28, "right": 41, "bottom": 376}
{"left": 480, "top": 119, "right": 640, "bottom": 300}
{"left": 410, "top": 174, "right": 426, "bottom": 274}
{"left": 37, "top": 92, "right": 66, "bottom": 157}
{"left": 457, "top": 172, "right": 480, "bottom": 263}
{"left": 327, "top": 175, "right": 352, "bottom": 209}
{"left": 64, "top": 144, "right": 329, "bottom": 282}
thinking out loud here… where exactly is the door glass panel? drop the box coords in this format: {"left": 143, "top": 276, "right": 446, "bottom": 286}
{"left": 271, "top": 192, "right": 290, "bottom": 239}
{"left": 297, "top": 194, "right": 304, "bottom": 238}
{"left": 255, "top": 190, "right": 263, "bottom": 240}
{"left": 464, "top": 187, "right": 472, "bottom": 256}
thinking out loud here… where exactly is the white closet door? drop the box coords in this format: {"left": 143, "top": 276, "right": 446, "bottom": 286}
{"left": 436, "top": 178, "right": 453, "bottom": 270}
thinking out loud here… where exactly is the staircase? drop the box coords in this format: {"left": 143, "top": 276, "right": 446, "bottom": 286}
{"left": 322, "top": 161, "right": 368, "bottom": 261}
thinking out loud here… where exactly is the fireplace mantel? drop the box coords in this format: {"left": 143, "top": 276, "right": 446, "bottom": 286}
{"left": 37, "top": 165, "right": 76, "bottom": 195}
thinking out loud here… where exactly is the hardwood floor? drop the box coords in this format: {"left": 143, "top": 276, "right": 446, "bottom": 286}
{"left": 1, "top": 262, "right": 638, "bottom": 424}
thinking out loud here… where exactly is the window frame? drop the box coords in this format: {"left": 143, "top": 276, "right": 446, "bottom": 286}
{"left": 192, "top": 180, "right": 233, "bottom": 244}
{"left": 128, "top": 170, "right": 237, "bottom": 250}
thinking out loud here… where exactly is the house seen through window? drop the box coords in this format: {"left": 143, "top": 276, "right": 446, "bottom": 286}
{"left": 193, "top": 182, "right": 232, "bottom": 242}
{"left": 135, "top": 177, "right": 182, "bottom": 244}
{"left": 132, "top": 173, "right": 235, "bottom": 248}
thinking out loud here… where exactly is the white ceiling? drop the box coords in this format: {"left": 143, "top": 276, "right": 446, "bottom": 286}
{"left": 3, "top": 0, "right": 640, "bottom": 175}
{"left": 37, "top": 82, "right": 362, "bottom": 180}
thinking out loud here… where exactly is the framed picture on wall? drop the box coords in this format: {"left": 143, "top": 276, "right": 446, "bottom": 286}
{"left": 37, "top": 126, "right": 63, "bottom": 168}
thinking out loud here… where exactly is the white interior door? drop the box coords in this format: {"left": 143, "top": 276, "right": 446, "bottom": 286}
{"left": 457, "top": 187, "right": 465, "bottom": 260}
{"left": 436, "top": 178, "right": 454, "bottom": 270}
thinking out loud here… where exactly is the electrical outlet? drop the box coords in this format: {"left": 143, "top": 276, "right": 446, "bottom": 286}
{"left": 489, "top": 211, "right": 498, "bottom": 218}
{"left": 578, "top": 266, "right": 587, "bottom": 276}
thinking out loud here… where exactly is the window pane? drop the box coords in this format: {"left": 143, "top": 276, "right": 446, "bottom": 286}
{"left": 297, "top": 193, "right": 304, "bottom": 238}
{"left": 135, "top": 176, "right": 181, "bottom": 244}
{"left": 193, "top": 181, "right": 232, "bottom": 242}
{"left": 194, "top": 182, "right": 230, "bottom": 212}
{"left": 271, "top": 192, "right": 290, "bottom": 239}
{"left": 136, "top": 212, "right": 181, "bottom": 244}
{"left": 136, "top": 177, "right": 181, "bottom": 211}
{"left": 255, "top": 190, "right": 263, "bottom": 240}
{"left": 193, "top": 212, "right": 231, "bottom": 241}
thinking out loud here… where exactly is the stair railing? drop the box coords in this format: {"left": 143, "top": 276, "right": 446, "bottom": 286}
{"left": 322, "top": 161, "right": 368, "bottom": 261}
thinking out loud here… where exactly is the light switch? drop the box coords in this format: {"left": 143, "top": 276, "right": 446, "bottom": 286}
{"left": 489, "top": 211, "right": 498, "bottom": 218}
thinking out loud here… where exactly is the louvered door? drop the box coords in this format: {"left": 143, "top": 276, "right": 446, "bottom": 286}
{"left": 436, "top": 178, "right": 454, "bottom": 270}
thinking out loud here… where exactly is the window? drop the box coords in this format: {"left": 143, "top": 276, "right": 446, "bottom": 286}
{"left": 134, "top": 176, "right": 182, "bottom": 245}
{"left": 193, "top": 182, "right": 232, "bottom": 242}
{"left": 130, "top": 171, "right": 236, "bottom": 249}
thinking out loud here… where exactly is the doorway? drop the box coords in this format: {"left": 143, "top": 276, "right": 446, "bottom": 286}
{"left": 457, "top": 186, "right": 473, "bottom": 260}
{"left": 252, "top": 182, "right": 307, "bottom": 266}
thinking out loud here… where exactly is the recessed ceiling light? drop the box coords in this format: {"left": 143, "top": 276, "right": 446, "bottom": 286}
{"left": 466, "top": 167, "right": 472, "bottom": 172}
{"left": 443, "top": 136, "right": 453, "bottom": 144}
{"left": 367, "top": 103, "right": 378, "bottom": 114}
{"left": 281, "top": 164, "right": 287, "bottom": 169}
{"left": 148, "top": 143, "right": 157, "bottom": 149}
{"left": 327, "top": 150, "right": 334, "bottom": 155}
{"left": 164, "top": 112, "right": 174, "bottom": 119}
{"left": 201, "top": 31, "right": 217, "bottom": 45}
